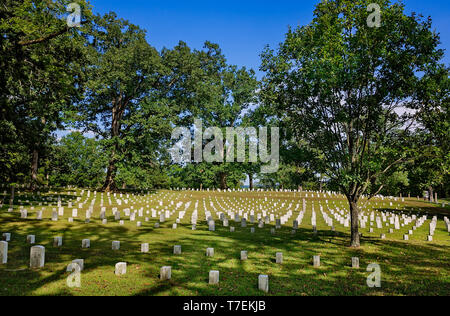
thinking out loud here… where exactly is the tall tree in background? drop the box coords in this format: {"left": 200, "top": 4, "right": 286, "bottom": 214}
{"left": 188, "top": 42, "right": 259, "bottom": 189}
{"left": 81, "top": 13, "right": 157, "bottom": 192}
{"left": 413, "top": 74, "right": 449, "bottom": 199}
{"left": 81, "top": 13, "right": 204, "bottom": 191}
{"left": 261, "top": 0, "right": 448, "bottom": 247}
{"left": 50, "top": 132, "right": 107, "bottom": 188}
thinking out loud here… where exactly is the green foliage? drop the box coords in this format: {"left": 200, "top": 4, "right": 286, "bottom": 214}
{"left": 79, "top": 14, "right": 224, "bottom": 191}
{"left": 168, "top": 163, "right": 246, "bottom": 190}
{"left": 168, "top": 42, "right": 259, "bottom": 190}
{"left": 0, "top": 0, "right": 93, "bottom": 186}
{"left": 379, "top": 171, "right": 409, "bottom": 197}
{"left": 49, "top": 132, "right": 106, "bottom": 188}
{"left": 260, "top": 0, "right": 449, "bottom": 246}
{"left": 261, "top": 0, "right": 448, "bottom": 201}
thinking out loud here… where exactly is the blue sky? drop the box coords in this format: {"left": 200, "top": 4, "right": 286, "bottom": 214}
{"left": 88, "top": 0, "right": 450, "bottom": 78}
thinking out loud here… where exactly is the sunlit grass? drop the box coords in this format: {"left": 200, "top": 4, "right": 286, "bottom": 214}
{"left": 0, "top": 190, "right": 449, "bottom": 296}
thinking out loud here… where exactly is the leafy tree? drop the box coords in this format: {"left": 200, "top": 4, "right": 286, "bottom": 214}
{"left": 412, "top": 74, "right": 449, "bottom": 200}
{"left": 191, "top": 43, "right": 259, "bottom": 189}
{"left": 406, "top": 141, "right": 448, "bottom": 199}
{"left": 49, "top": 132, "right": 106, "bottom": 188}
{"left": 379, "top": 171, "right": 409, "bottom": 197}
{"left": 261, "top": 0, "right": 448, "bottom": 247}
{"left": 79, "top": 13, "right": 199, "bottom": 192}
{"left": 0, "top": 0, "right": 93, "bottom": 189}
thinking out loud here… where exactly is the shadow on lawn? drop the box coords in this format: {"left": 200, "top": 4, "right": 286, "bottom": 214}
{"left": 132, "top": 226, "right": 450, "bottom": 296}
{"left": 0, "top": 196, "right": 449, "bottom": 296}
{"left": 129, "top": 223, "right": 450, "bottom": 296}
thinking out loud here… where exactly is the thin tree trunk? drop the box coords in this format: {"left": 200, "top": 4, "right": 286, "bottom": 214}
{"left": 348, "top": 197, "right": 361, "bottom": 247}
{"left": 219, "top": 173, "right": 227, "bottom": 190}
{"left": 9, "top": 185, "right": 15, "bottom": 207}
{"left": 102, "top": 102, "right": 123, "bottom": 192}
{"left": 249, "top": 173, "right": 253, "bottom": 190}
{"left": 102, "top": 156, "right": 118, "bottom": 192}
{"left": 30, "top": 149, "right": 39, "bottom": 191}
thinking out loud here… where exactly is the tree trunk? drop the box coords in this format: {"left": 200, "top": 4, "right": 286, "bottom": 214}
{"left": 219, "top": 173, "right": 227, "bottom": 190}
{"left": 348, "top": 197, "right": 361, "bottom": 247}
{"left": 30, "top": 149, "right": 39, "bottom": 191}
{"left": 102, "top": 102, "right": 123, "bottom": 192}
{"left": 102, "top": 157, "right": 118, "bottom": 192}
{"left": 428, "top": 186, "right": 434, "bottom": 203}
{"left": 9, "top": 185, "right": 15, "bottom": 206}
{"left": 249, "top": 173, "right": 254, "bottom": 190}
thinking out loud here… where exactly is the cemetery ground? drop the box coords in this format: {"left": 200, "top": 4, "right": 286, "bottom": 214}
{"left": 0, "top": 190, "right": 449, "bottom": 296}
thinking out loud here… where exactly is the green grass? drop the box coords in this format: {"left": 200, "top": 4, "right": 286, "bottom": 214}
{"left": 0, "top": 190, "right": 449, "bottom": 296}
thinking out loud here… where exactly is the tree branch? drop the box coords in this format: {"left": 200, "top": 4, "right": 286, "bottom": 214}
{"left": 17, "top": 21, "right": 88, "bottom": 47}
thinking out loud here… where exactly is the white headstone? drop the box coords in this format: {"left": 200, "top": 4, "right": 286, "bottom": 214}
{"left": 30, "top": 245, "right": 45, "bottom": 268}
{"left": 174, "top": 245, "right": 182, "bottom": 255}
{"left": 53, "top": 237, "right": 62, "bottom": 247}
{"left": 206, "top": 248, "right": 214, "bottom": 257}
{"left": 115, "top": 262, "right": 127, "bottom": 276}
{"left": 112, "top": 241, "right": 120, "bottom": 250}
{"left": 27, "top": 235, "right": 35, "bottom": 244}
{"left": 82, "top": 239, "right": 90, "bottom": 248}
{"left": 160, "top": 266, "right": 171, "bottom": 280}
{"left": 0, "top": 241, "right": 7, "bottom": 264}
{"left": 258, "top": 275, "right": 269, "bottom": 293}
{"left": 209, "top": 270, "right": 219, "bottom": 284}
{"left": 141, "top": 243, "right": 149, "bottom": 253}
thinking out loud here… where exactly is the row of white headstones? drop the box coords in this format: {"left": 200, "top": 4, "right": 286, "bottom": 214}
{"left": 3, "top": 190, "right": 450, "bottom": 242}
{"left": 1, "top": 190, "right": 448, "bottom": 293}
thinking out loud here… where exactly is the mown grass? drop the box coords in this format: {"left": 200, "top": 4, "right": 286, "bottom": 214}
{"left": 0, "top": 190, "right": 449, "bottom": 296}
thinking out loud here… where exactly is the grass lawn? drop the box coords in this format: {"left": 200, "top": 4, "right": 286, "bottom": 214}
{"left": 0, "top": 190, "right": 449, "bottom": 296}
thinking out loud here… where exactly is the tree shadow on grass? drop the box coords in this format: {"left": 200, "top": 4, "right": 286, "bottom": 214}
{"left": 0, "top": 193, "right": 449, "bottom": 296}
{"left": 128, "top": 223, "right": 450, "bottom": 296}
